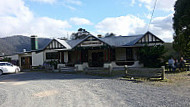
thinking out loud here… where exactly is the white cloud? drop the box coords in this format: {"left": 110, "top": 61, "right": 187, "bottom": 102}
{"left": 30, "top": 0, "right": 82, "bottom": 5}
{"left": 64, "top": 0, "right": 82, "bottom": 5}
{"left": 30, "top": 0, "right": 56, "bottom": 4}
{"left": 70, "top": 17, "right": 93, "bottom": 25}
{"left": 0, "top": 0, "right": 175, "bottom": 42}
{"left": 27, "top": 17, "right": 71, "bottom": 37}
{"left": 149, "top": 14, "right": 174, "bottom": 42}
{"left": 95, "top": 14, "right": 174, "bottom": 42}
{"left": 61, "top": 0, "right": 82, "bottom": 10}
{"left": 95, "top": 15, "right": 146, "bottom": 36}
{"left": 146, "top": 14, "right": 151, "bottom": 19}
{"left": 0, "top": 0, "right": 71, "bottom": 38}
{"left": 139, "top": 3, "right": 142, "bottom": 7}
{"left": 139, "top": 0, "right": 177, "bottom": 12}
{"left": 30, "top": 0, "right": 82, "bottom": 10}
{"left": 130, "top": 0, "right": 136, "bottom": 6}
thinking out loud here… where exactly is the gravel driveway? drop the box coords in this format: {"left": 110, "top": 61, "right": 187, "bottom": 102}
{"left": 0, "top": 72, "right": 189, "bottom": 107}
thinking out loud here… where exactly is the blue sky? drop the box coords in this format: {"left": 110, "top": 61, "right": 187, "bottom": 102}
{"left": 0, "top": 0, "right": 176, "bottom": 42}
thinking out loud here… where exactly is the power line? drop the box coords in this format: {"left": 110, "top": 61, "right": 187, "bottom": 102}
{"left": 147, "top": 0, "right": 158, "bottom": 31}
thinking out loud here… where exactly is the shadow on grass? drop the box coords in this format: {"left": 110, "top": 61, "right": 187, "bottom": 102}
{"left": 0, "top": 71, "right": 111, "bottom": 82}
{"left": 85, "top": 70, "right": 125, "bottom": 77}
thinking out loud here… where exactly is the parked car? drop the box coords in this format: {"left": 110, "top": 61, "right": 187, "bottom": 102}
{"left": 0, "top": 62, "right": 20, "bottom": 75}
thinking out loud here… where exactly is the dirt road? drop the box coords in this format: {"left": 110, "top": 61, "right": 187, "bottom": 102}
{"left": 0, "top": 72, "right": 189, "bottom": 107}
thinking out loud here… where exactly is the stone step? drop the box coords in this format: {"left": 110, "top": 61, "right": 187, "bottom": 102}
{"left": 86, "top": 67, "right": 105, "bottom": 71}
{"left": 59, "top": 67, "right": 75, "bottom": 72}
{"left": 112, "top": 67, "right": 125, "bottom": 71}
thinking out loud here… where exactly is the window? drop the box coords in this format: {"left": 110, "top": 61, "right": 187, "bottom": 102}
{"left": 46, "top": 52, "right": 59, "bottom": 59}
{"left": 6, "top": 63, "right": 13, "bottom": 66}
{"left": 110, "top": 49, "right": 115, "bottom": 61}
{"left": 0, "top": 63, "right": 6, "bottom": 66}
{"left": 126, "top": 48, "right": 133, "bottom": 60}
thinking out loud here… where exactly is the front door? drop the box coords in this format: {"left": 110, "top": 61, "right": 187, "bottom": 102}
{"left": 21, "top": 57, "right": 32, "bottom": 69}
{"left": 91, "top": 52, "right": 103, "bottom": 67}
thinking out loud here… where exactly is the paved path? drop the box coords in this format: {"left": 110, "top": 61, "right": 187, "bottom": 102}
{"left": 0, "top": 72, "right": 189, "bottom": 107}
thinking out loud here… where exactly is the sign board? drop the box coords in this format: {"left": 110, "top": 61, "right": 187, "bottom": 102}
{"left": 80, "top": 37, "right": 103, "bottom": 47}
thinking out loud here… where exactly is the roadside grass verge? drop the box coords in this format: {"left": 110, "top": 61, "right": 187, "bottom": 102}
{"left": 120, "top": 70, "right": 190, "bottom": 86}
{"left": 85, "top": 70, "right": 126, "bottom": 77}
{"left": 125, "top": 71, "right": 190, "bottom": 86}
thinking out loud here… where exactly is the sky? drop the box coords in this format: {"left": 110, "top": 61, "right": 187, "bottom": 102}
{"left": 0, "top": 0, "right": 177, "bottom": 42}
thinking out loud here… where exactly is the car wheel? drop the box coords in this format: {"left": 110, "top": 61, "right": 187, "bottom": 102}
{"left": 0, "top": 70, "right": 3, "bottom": 75}
{"left": 15, "top": 68, "right": 19, "bottom": 73}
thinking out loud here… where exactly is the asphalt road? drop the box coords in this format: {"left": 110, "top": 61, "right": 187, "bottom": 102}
{"left": 0, "top": 72, "right": 190, "bottom": 107}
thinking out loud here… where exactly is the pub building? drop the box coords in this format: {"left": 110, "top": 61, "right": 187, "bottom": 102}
{"left": 18, "top": 31, "right": 164, "bottom": 70}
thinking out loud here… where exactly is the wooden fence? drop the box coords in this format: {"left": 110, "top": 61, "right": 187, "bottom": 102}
{"left": 125, "top": 66, "right": 165, "bottom": 80}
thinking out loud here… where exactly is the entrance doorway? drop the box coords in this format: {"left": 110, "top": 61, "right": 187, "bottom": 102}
{"left": 21, "top": 57, "right": 32, "bottom": 69}
{"left": 91, "top": 52, "right": 103, "bottom": 67}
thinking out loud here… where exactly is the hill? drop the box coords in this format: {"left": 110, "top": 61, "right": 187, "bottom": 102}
{"left": 164, "top": 42, "right": 179, "bottom": 58}
{"left": 0, "top": 35, "right": 51, "bottom": 55}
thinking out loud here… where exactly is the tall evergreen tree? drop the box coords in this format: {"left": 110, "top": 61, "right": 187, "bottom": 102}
{"left": 173, "top": 0, "right": 190, "bottom": 58}
{"left": 70, "top": 28, "right": 90, "bottom": 40}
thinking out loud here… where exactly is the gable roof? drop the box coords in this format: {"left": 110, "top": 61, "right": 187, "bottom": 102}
{"left": 41, "top": 31, "right": 164, "bottom": 51}
{"left": 66, "top": 35, "right": 91, "bottom": 48}
{"left": 54, "top": 38, "right": 72, "bottom": 49}
{"left": 99, "top": 34, "right": 144, "bottom": 47}
{"left": 66, "top": 34, "right": 111, "bottom": 48}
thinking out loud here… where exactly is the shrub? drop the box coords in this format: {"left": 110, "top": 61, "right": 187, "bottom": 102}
{"left": 138, "top": 45, "right": 165, "bottom": 68}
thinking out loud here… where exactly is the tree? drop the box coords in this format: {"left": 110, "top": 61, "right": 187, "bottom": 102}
{"left": 70, "top": 28, "right": 90, "bottom": 40}
{"left": 173, "top": 0, "right": 190, "bottom": 58}
{"left": 138, "top": 45, "right": 165, "bottom": 68}
{"left": 105, "top": 33, "right": 116, "bottom": 37}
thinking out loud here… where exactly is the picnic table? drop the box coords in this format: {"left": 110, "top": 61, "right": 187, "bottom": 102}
{"left": 165, "top": 62, "right": 190, "bottom": 72}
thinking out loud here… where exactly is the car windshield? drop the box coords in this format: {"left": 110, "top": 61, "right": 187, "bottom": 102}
{"left": 6, "top": 63, "right": 13, "bottom": 66}
{"left": 0, "top": 63, "right": 13, "bottom": 66}
{"left": 0, "top": 63, "right": 6, "bottom": 66}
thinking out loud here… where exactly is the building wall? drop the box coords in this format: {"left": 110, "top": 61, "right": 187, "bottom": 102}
{"left": 7, "top": 55, "right": 19, "bottom": 60}
{"left": 64, "top": 51, "right": 68, "bottom": 63}
{"left": 88, "top": 50, "right": 104, "bottom": 61}
{"left": 32, "top": 52, "right": 44, "bottom": 66}
{"left": 115, "top": 48, "right": 126, "bottom": 61}
{"left": 43, "top": 50, "right": 58, "bottom": 62}
{"left": 132, "top": 48, "right": 138, "bottom": 61}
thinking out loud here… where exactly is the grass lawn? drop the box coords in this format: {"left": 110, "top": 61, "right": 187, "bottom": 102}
{"left": 121, "top": 71, "right": 190, "bottom": 87}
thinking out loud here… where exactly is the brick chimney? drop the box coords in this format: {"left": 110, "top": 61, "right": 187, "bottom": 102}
{"left": 31, "top": 35, "right": 38, "bottom": 51}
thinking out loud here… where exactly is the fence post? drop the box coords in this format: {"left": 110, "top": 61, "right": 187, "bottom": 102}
{"left": 124, "top": 65, "right": 128, "bottom": 75}
{"left": 59, "top": 66, "right": 61, "bottom": 72}
{"left": 161, "top": 66, "right": 165, "bottom": 80}
{"left": 109, "top": 64, "right": 113, "bottom": 75}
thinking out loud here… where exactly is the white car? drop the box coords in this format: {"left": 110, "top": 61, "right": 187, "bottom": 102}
{"left": 0, "top": 62, "right": 20, "bottom": 75}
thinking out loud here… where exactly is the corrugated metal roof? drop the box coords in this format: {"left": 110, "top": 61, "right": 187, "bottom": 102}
{"left": 99, "top": 34, "right": 144, "bottom": 47}
{"left": 65, "top": 34, "right": 145, "bottom": 48}
{"left": 66, "top": 35, "right": 91, "bottom": 48}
